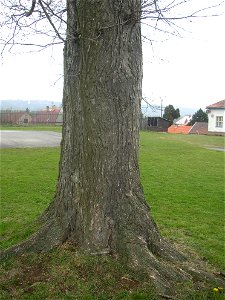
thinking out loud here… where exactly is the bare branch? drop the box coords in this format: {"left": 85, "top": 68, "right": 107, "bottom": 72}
{"left": 0, "top": 40, "right": 63, "bottom": 48}
{"left": 141, "top": 0, "right": 223, "bottom": 21}
{"left": 0, "top": 0, "right": 66, "bottom": 53}
{"left": 142, "top": 97, "right": 162, "bottom": 113}
{"left": 42, "top": 0, "right": 67, "bottom": 25}
{"left": 0, "top": 0, "right": 223, "bottom": 53}
{"left": 25, "top": 0, "right": 37, "bottom": 17}
{"left": 38, "top": 0, "right": 65, "bottom": 42}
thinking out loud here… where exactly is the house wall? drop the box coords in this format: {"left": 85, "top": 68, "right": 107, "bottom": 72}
{"left": 56, "top": 113, "right": 63, "bottom": 125}
{"left": 207, "top": 108, "right": 225, "bottom": 133}
{"left": 18, "top": 114, "right": 32, "bottom": 124}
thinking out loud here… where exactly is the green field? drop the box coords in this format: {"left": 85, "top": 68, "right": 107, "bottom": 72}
{"left": 0, "top": 131, "right": 224, "bottom": 299}
{"left": 0, "top": 125, "right": 62, "bottom": 132}
{"left": 140, "top": 132, "right": 224, "bottom": 269}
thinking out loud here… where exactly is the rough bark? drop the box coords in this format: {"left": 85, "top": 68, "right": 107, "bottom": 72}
{"left": 1, "top": 0, "right": 224, "bottom": 296}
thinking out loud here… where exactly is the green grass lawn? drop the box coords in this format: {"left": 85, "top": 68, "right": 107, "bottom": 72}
{"left": 0, "top": 125, "right": 62, "bottom": 132}
{"left": 140, "top": 132, "right": 224, "bottom": 270}
{"left": 0, "top": 148, "right": 60, "bottom": 249}
{"left": 0, "top": 131, "right": 224, "bottom": 299}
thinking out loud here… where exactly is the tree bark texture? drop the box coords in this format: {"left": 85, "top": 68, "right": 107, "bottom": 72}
{"left": 45, "top": 0, "right": 188, "bottom": 291}
{"left": 50, "top": 0, "right": 174, "bottom": 257}
{"left": 2, "top": 0, "right": 224, "bottom": 295}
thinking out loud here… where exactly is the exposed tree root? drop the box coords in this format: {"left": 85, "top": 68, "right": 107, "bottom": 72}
{"left": 0, "top": 218, "right": 65, "bottom": 260}
{"left": 120, "top": 234, "right": 225, "bottom": 297}
{"left": 1, "top": 218, "right": 224, "bottom": 299}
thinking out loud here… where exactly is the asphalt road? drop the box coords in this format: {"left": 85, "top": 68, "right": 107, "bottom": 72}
{"left": 1, "top": 130, "right": 224, "bottom": 151}
{"left": 0, "top": 130, "right": 62, "bottom": 148}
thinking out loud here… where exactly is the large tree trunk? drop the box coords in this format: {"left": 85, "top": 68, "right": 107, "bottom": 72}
{"left": 53, "top": 0, "right": 160, "bottom": 254}
{"left": 49, "top": 0, "right": 176, "bottom": 258}
{"left": 1, "top": 0, "right": 224, "bottom": 296}
{"left": 44, "top": 0, "right": 187, "bottom": 290}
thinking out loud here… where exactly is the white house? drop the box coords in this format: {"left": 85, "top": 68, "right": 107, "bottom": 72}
{"left": 206, "top": 100, "right": 225, "bottom": 136}
{"left": 174, "top": 115, "right": 192, "bottom": 125}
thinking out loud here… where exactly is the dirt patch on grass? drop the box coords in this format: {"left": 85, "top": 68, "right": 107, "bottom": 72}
{"left": 0, "top": 254, "right": 50, "bottom": 298}
{"left": 20, "top": 262, "right": 48, "bottom": 285}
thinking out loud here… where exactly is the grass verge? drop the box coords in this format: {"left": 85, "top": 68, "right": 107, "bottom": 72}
{"left": 0, "top": 131, "right": 224, "bottom": 299}
{"left": 0, "top": 125, "right": 62, "bottom": 132}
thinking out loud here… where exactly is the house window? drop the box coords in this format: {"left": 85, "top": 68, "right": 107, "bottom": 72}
{"left": 216, "top": 116, "right": 223, "bottom": 128}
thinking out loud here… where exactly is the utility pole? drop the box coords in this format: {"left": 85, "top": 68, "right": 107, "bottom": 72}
{"left": 160, "top": 98, "right": 163, "bottom": 118}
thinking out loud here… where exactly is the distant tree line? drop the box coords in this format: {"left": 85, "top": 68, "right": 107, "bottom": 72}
{"left": 163, "top": 104, "right": 180, "bottom": 125}
{"left": 162, "top": 105, "right": 208, "bottom": 126}
{"left": 188, "top": 108, "right": 208, "bottom": 125}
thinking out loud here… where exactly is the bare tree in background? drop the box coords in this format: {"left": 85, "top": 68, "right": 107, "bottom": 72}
{"left": 0, "top": 0, "right": 221, "bottom": 51}
{"left": 0, "top": 0, "right": 224, "bottom": 296}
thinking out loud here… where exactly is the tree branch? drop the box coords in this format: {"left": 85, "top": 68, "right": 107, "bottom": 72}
{"left": 0, "top": 0, "right": 222, "bottom": 53}
{"left": 25, "top": 0, "right": 37, "bottom": 17}
{"left": 38, "top": 0, "right": 65, "bottom": 43}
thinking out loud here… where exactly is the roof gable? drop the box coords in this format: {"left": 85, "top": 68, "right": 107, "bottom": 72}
{"left": 206, "top": 100, "right": 225, "bottom": 109}
{"left": 189, "top": 122, "right": 208, "bottom": 135}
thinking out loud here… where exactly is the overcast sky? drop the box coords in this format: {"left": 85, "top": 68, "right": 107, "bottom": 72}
{"left": 0, "top": 1, "right": 224, "bottom": 115}
{"left": 142, "top": 4, "right": 225, "bottom": 113}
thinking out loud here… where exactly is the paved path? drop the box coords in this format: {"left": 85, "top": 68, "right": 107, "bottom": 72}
{"left": 0, "top": 130, "right": 62, "bottom": 148}
{"left": 1, "top": 130, "right": 224, "bottom": 151}
{"left": 207, "top": 147, "right": 225, "bottom": 152}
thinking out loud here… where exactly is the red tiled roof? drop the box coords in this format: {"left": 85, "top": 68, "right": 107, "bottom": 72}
{"left": 0, "top": 111, "right": 27, "bottom": 123}
{"left": 31, "top": 111, "right": 59, "bottom": 124}
{"left": 206, "top": 100, "right": 225, "bottom": 109}
{"left": 168, "top": 125, "right": 192, "bottom": 134}
{"left": 189, "top": 122, "right": 208, "bottom": 135}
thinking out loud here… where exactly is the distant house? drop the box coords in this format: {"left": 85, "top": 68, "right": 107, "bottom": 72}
{"left": 0, "top": 111, "right": 32, "bottom": 125}
{"left": 206, "top": 100, "right": 225, "bottom": 136}
{"left": 0, "top": 106, "right": 63, "bottom": 125}
{"left": 31, "top": 109, "right": 61, "bottom": 125}
{"left": 147, "top": 117, "right": 171, "bottom": 132}
{"left": 167, "top": 115, "right": 192, "bottom": 134}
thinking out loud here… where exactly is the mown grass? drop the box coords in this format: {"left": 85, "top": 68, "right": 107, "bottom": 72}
{"left": 140, "top": 132, "right": 225, "bottom": 270}
{"left": 155, "top": 132, "right": 225, "bottom": 148}
{"left": 0, "top": 125, "right": 62, "bottom": 132}
{"left": 0, "top": 148, "right": 60, "bottom": 248}
{"left": 0, "top": 131, "right": 224, "bottom": 299}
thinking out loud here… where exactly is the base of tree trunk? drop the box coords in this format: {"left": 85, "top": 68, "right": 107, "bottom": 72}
{"left": 1, "top": 218, "right": 224, "bottom": 298}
